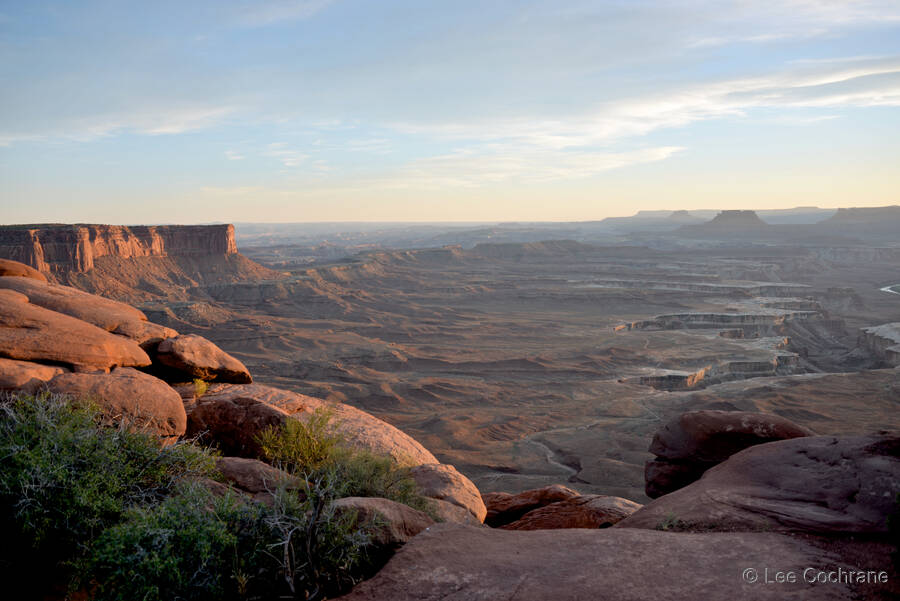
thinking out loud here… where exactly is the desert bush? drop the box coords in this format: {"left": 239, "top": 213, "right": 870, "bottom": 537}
{"left": 256, "top": 407, "right": 344, "bottom": 473}
{"left": 0, "top": 392, "right": 215, "bottom": 561}
{"left": 257, "top": 408, "right": 434, "bottom": 515}
{"left": 88, "top": 481, "right": 373, "bottom": 601}
{"left": 87, "top": 483, "right": 279, "bottom": 601}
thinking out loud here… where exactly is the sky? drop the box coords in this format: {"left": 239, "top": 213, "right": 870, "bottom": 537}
{"left": 1, "top": 0, "right": 899, "bottom": 224}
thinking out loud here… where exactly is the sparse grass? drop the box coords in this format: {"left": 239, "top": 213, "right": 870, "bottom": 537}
{"left": 257, "top": 407, "right": 436, "bottom": 517}
{"left": 654, "top": 512, "right": 688, "bottom": 532}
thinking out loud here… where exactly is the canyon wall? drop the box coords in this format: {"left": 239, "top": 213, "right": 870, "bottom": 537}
{"left": 0, "top": 224, "right": 238, "bottom": 277}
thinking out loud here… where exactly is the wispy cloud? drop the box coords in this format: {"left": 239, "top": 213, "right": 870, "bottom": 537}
{"left": 224, "top": 149, "right": 245, "bottom": 160}
{"left": 264, "top": 142, "right": 308, "bottom": 167}
{"left": 0, "top": 105, "right": 236, "bottom": 146}
{"left": 232, "top": 0, "right": 335, "bottom": 27}
{"left": 381, "top": 146, "right": 684, "bottom": 189}
{"left": 391, "top": 58, "right": 900, "bottom": 150}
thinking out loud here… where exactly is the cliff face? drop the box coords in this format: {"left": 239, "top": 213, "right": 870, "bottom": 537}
{"left": 0, "top": 224, "right": 281, "bottom": 302}
{"left": 0, "top": 224, "right": 238, "bottom": 276}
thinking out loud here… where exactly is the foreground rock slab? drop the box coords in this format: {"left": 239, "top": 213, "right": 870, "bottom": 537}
{"left": 620, "top": 434, "right": 899, "bottom": 533}
{"left": 0, "top": 289, "right": 150, "bottom": 371}
{"left": 47, "top": 367, "right": 186, "bottom": 441}
{"left": 338, "top": 523, "right": 886, "bottom": 601}
{"left": 156, "top": 334, "right": 252, "bottom": 383}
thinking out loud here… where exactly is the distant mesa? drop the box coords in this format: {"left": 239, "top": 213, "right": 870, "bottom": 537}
{"left": 703, "top": 210, "right": 768, "bottom": 228}
{"left": 667, "top": 210, "right": 696, "bottom": 222}
{"left": 819, "top": 205, "right": 900, "bottom": 224}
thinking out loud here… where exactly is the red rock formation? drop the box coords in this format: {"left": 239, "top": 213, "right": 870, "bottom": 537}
{"left": 621, "top": 434, "right": 900, "bottom": 533}
{"left": 0, "top": 258, "right": 47, "bottom": 281}
{"left": 500, "top": 495, "right": 641, "bottom": 530}
{"left": 46, "top": 367, "right": 186, "bottom": 442}
{"left": 482, "top": 484, "right": 581, "bottom": 527}
{"left": 0, "top": 224, "right": 238, "bottom": 277}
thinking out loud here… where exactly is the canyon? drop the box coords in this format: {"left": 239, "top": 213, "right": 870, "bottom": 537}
{"left": 3, "top": 212, "right": 897, "bottom": 504}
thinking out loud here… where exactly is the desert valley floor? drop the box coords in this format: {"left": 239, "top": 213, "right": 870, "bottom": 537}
{"left": 118, "top": 240, "right": 900, "bottom": 502}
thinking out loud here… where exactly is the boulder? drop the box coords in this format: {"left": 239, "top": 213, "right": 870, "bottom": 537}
{"left": 645, "top": 410, "right": 814, "bottom": 497}
{"left": 155, "top": 334, "right": 252, "bottom": 383}
{"left": 410, "top": 463, "right": 486, "bottom": 524}
{"left": 215, "top": 456, "right": 301, "bottom": 505}
{"left": 483, "top": 484, "right": 581, "bottom": 527}
{"left": 0, "top": 276, "right": 144, "bottom": 327}
{"left": 187, "top": 396, "right": 291, "bottom": 457}
{"left": 649, "top": 410, "right": 815, "bottom": 462}
{"left": 0, "top": 357, "right": 66, "bottom": 393}
{"left": 618, "top": 434, "right": 900, "bottom": 534}
{"left": 0, "top": 289, "right": 151, "bottom": 371}
{"left": 428, "top": 498, "right": 484, "bottom": 525}
{"left": 333, "top": 497, "right": 434, "bottom": 547}
{"left": 0, "top": 259, "right": 46, "bottom": 282}
{"left": 337, "top": 523, "right": 885, "bottom": 601}
{"left": 183, "top": 383, "right": 438, "bottom": 466}
{"left": 47, "top": 367, "right": 186, "bottom": 442}
{"left": 500, "top": 495, "right": 641, "bottom": 530}
{"left": 0, "top": 276, "right": 176, "bottom": 348}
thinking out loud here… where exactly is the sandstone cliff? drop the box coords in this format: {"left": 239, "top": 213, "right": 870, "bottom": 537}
{"left": 0, "top": 224, "right": 281, "bottom": 301}
{"left": 0, "top": 224, "right": 238, "bottom": 275}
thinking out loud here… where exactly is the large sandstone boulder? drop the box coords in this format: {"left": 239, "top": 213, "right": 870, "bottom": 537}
{"left": 333, "top": 497, "right": 434, "bottom": 547}
{"left": 47, "top": 367, "right": 186, "bottom": 442}
{"left": 500, "top": 495, "right": 641, "bottom": 530}
{"left": 338, "top": 523, "right": 887, "bottom": 601}
{"left": 0, "top": 275, "right": 176, "bottom": 349}
{"left": 0, "top": 357, "right": 65, "bottom": 393}
{"left": 0, "top": 259, "right": 46, "bottom": 282}
{"left": 483, "top": 485, "right": 581, "bottom": 527}
{"left": 645, "top": 410, "right": 814, "bottom": 497}
{"left": 183, "top": 383, "right": 438, "bottom": 466}
{"left": 187, "top": 396, "right": 291, "bottom": 457}
{"left": 410, "top": 463, "right": 487, "bottom": 524}
{"left": 156, "top": 334, "right": 252, "bottom": 383}
{"left": 618, "top": 434, "right": 900, "bottom": 534}
{"left": 428, "top": 498, "right": 484, "bottom": 525}
{"left": 0, "top": 289, "right": 150, "bottom": 371}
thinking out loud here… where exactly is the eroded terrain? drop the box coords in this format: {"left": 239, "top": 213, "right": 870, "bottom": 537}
{"left": 137, "top": 241, "right": 900, "bottom": 502}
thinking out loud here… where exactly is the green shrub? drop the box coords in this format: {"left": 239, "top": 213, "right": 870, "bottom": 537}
{"left": 257, "top": 407, "right": 344, "bottom": 474}
{"left": 0, "top": 393, "right": 215, "bottom": 559}
{"left": 257, "top": 408, "right": 434, "bottom": 516}
{"left": 88, "top": 482, "right": 373, "bottom": 601}
{"left": 87, "top": 483, "right": 279, "bottom": 601}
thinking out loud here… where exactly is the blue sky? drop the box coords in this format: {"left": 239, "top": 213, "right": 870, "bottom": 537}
{"left": 1, "top": 0, "right": 899, "bottom": 223}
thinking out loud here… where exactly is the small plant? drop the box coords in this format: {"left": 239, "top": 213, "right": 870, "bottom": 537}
{"left": 257, "top": 407, "right": 344, "bottom": 474}
{"left": 193, "top": 378, "right": 209, "bottom": 399}
{"left": 654, "top": 512, "right": 688, "bottom": 532}
{"left": 257, "top": 408, "right": 435, "bottom": 516}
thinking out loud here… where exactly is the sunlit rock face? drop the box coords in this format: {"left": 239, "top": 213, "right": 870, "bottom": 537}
{"left": 0, "top": 224, "right": 238, "bottom": 276}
